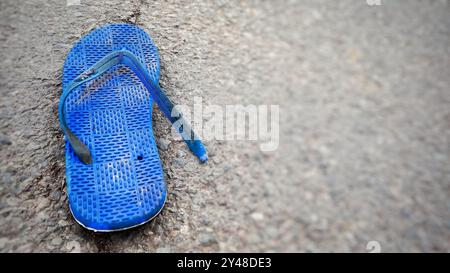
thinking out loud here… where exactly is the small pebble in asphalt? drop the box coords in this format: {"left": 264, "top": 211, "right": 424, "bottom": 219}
{"left": 2, "top": 172, "right": 13, "bottom": 184}
{"left": 157, "top": 138, "right": 170, "bottom": 151}
{"left": 51, "top": 237, "right": 62, "bottom": 246}
{"left": 0, "top": 133, "right": 12, "bottom": 146}
{"left": 49, "top": 191, "right": 61, "bottom": 201}
{"left": 172, "top": 158, "right": 186, "bottom": 167}
{"left": 58, "top": 220, "right": 69, "bottom": 227}
{"left": 0, "top": 238, "right": 8, "bottom": 249}
{"left": 198, "top": 232, "right": 217, "bottom": 246}
{"left": 65, "top": 241, "right": 81, "bottom": 253}
{"left": 223, "top": 165, "right": 232, "bottom": 173}
{"left": 156, "top": 247, "right": 171, "bottom": 253}
{"left": 251, "top": 212, "right": 265, "bottom": 221}
{"left": 177, "top": 150, "right": 186, "bottom": 158}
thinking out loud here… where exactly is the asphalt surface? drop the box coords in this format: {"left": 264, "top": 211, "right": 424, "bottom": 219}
{"left": 0, "top": 0, "right": 449, "bottom": 252}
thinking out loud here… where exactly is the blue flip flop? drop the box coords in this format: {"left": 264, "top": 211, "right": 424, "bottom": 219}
{"left": 59, "top": 24, "right": 207, "bottom": 232}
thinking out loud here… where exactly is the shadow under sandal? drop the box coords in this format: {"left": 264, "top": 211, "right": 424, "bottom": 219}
{"left": 59, "top": 24, "right": 207, "bottom": 232}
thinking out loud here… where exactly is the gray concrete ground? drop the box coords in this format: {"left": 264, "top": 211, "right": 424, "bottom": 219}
{"left": 0, "top": 0, "right": 449, "bottom": 252}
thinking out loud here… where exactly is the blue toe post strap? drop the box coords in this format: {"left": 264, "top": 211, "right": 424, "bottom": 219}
{"left": 59, "top": 49, "right": 208, "bottom": 165}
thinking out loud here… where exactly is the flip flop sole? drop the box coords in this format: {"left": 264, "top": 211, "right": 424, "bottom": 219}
{"left": 62, "top": 24, "right": 166, "bottom": 232}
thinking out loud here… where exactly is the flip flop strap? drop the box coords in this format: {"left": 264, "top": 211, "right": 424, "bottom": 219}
{"left": 59, "top": 49, "right": 208, "bottom": 164}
